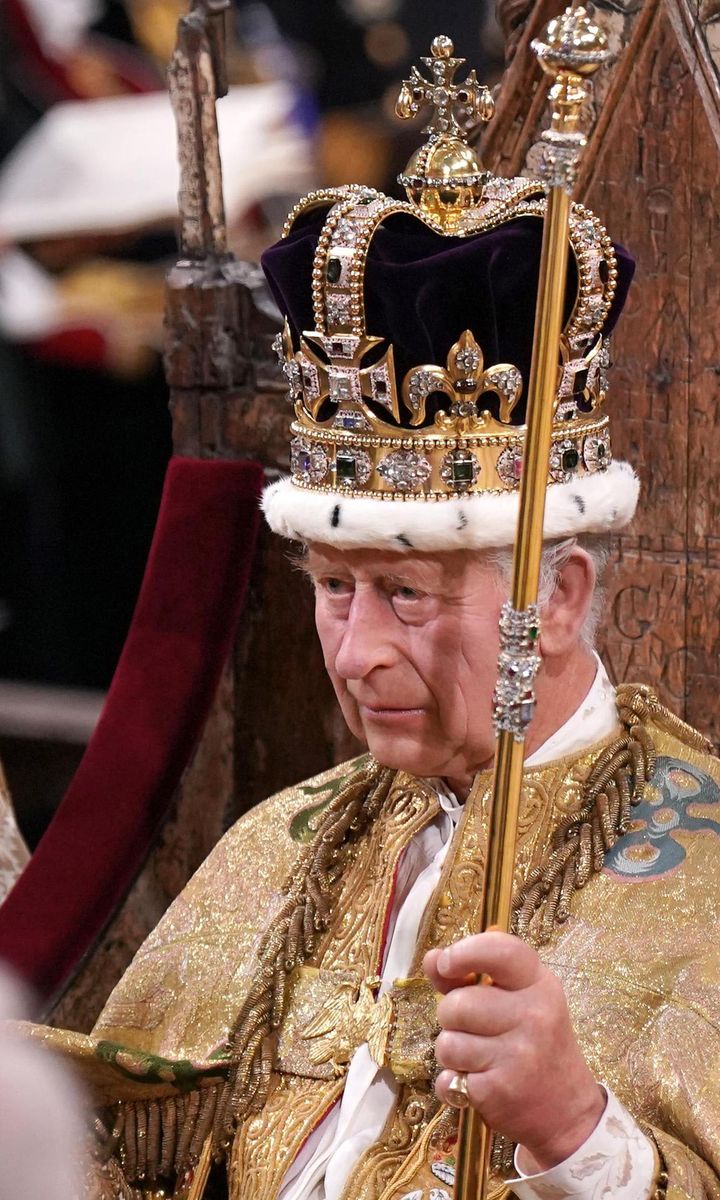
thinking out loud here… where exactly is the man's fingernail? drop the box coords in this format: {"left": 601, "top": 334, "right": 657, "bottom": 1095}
{"left": 437, "top": 950, "right": 451, "bottom": 975}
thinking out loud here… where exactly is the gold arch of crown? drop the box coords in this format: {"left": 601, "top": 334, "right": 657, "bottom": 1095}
{"left": 275, "top": 64, "right": 618, "bottom": 500}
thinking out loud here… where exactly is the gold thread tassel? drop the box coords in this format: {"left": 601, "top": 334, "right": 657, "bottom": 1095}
{"left": 451, "top": 9, "right": 613, "bottom": 1200}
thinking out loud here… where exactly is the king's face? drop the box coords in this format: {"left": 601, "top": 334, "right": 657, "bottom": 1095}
{"left": 304, "top": 544, "right": 506, "bottom": 792}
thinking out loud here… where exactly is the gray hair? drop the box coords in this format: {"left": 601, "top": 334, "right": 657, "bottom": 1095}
{"left": 489, "top": 534, "right": 612, "bottom": 649}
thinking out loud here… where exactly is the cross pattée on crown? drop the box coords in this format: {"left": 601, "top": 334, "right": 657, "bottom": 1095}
{"left": 396, "top": 35, "right": 494, "bottom": 137}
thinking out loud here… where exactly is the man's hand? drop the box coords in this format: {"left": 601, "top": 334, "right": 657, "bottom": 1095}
{"left": 423, "top": 931, "right": 605, "bottom": 1172}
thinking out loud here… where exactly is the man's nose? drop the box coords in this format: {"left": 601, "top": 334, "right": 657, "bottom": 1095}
{"left": 333, "top": 587, "right": 396, "bottom": 681}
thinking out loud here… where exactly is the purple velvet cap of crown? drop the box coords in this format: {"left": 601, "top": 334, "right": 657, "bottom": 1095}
{"left": 261, "top": 206, "right": 635, "bottom": 426}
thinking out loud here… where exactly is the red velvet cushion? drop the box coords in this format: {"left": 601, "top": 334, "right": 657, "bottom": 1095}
{"left": 0, "top": 456, "right": 264, "bottom": 1007}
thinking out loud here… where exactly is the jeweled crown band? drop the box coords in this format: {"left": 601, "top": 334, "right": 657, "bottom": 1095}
{"left": 289, "top": 415, "right": 611, "bottom": 498}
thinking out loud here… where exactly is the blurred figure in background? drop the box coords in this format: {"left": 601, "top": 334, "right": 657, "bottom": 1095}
{"left": 0, "top": 0, "right": 172, "bottom": 692}
{"left": 0, "top": 964, "right": 87, "bottom": 1200}
{"left": 236, "top": 0, "right": 503, "bottom": 191}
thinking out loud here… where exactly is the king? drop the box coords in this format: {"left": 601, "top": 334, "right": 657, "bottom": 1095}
{"left": 20, "top": 12, "right": 720, "bottom": 1200}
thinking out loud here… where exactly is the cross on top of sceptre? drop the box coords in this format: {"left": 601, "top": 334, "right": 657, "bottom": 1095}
{"left": 396, "top": 35, "right": 494, "bottom": 137}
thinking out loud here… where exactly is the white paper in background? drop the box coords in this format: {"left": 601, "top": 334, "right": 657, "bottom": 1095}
{"left": 0, "top": 249, "right": 62, "bottom": 339}
{"left": 0, "top": 83, "right": 313, "bottom": 242}
{"left": 20, "top": 0, "right": 101, "bottom": 56}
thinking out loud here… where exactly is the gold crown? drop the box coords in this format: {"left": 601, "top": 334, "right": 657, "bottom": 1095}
{"left": 273, "top": 26, "right": 617, "bottom": 502}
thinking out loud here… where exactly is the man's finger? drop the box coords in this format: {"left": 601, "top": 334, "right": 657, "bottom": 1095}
{"left": 436, "top": 980, "right": 520, "bottom": 1035}
{"left": 435, "top": 1029, "right": 501, "bottom": 1074}
{"left": 423, "top": 948, "right": 478, "bottom": 994}
{"left": 432, "top": 931, "right": 541, "bottom": 991}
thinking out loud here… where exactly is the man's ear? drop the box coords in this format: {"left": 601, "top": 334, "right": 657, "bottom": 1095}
{"left": 538, "top": 548, "right": 596, "bottom": 658}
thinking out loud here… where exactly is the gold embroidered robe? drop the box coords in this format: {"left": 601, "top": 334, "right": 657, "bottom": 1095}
{"left": 24, "top": 709, "right": 720, "bottom": 1200}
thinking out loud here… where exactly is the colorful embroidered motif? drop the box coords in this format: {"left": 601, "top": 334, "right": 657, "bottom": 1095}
{"left": 289, "top": 755, "right": 370, "bottom": 842}
{"left": 95, "top": 1040, "right": 228, "bottom": 1085}
{"left": 604, "top": 756, "right": 720, "bottom": 881}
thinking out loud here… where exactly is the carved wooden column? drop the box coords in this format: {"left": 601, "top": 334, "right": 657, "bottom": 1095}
{"left": 484, "top": 0, "right": 720, "bottom": 744}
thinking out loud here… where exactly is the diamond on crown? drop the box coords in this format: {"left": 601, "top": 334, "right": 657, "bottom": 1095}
{"left": 407, "top": 370, "right": 441, "bottom": 414}
{"left": 327, "top": 293, "right": 352, "bottom": 325}
{"left": 328, "top": 367, "right": 362, "bottom": 404}
{"left": 369, "top": 363, "right": 394, "bottom": 411}
{"left": 377, "top": 450, "right": 432, "bottom": 492}
{"left": 290, "top": 437, "right": 329, "bottom": 485}
{"left": 549, "top": 439, "right": 580, "bottom": 483}
{"left": 582, "top": 431, "right": 611, "bottom": 472}
{"left": 333, "top": 408, "right": 372, "bottom": 431}
{"left": 496, "top": 445, "right": 523, "bottom": 487}
{"left": 493, "top": 367, "right": 522, "bottom": 395}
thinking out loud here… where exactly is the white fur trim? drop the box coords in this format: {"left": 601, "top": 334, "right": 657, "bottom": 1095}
{"left": 261, "top": 460, "right": 640, "bottom": 551}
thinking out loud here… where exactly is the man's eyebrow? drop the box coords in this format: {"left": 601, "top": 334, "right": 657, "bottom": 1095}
{"left": 382, "top": 570, "right": 437, "bottom": 592}
{"left": 298, "top": 553, "right": 350, "bottom": 578}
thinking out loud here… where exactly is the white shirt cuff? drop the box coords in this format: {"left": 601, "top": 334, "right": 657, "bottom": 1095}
{"left": 507, "top": 1087, "right": 657, "bottom": 1200}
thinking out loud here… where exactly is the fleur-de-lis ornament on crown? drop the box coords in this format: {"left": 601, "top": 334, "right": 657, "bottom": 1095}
{"left": 403, "top": 331, "right": 523, "bottom": 432}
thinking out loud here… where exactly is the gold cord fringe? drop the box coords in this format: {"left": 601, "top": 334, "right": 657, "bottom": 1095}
{"left": 102, "top": 759, "right": 394, "bottom": 1189}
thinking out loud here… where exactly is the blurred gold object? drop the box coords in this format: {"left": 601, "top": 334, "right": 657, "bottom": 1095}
{"left": 451, "top": 8, "right": 611, "bottom": 1200}
{"left": 127, "top": 0, "right": 189, "bottom": 66}
{"left": 57, "top": 259, "right": 166, "bottom": 377}
{"left": 395, "top": 36, "right": 494, "bottom": 231}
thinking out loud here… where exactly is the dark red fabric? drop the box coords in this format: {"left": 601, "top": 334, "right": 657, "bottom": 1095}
{"left": 24, "top": 327, "right": 109, "bottom": 369}
{"left": 0, "top": 457, "right": 264, "bottom": 1008}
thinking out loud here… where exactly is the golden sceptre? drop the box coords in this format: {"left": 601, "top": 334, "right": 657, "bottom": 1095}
{"left": 449, "top": 8, "right": 612, "bottom": 1200}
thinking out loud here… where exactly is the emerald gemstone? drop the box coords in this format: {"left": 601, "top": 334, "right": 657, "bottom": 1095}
{"left": 452, "top": 459, "right": 474, "bottom": 484}
{"left": 326, "top": 257, "right": 342, "bottom": 284}
{"left": 529, "top": 626, "right": 539, "bottom": 641}
{"left": 597, "top": 442, "right": 606, "bottom": 459}
{"left": 336, "top": 452, "right": 357, "bottom": 482}
{"left": 562, "top": 447, "right": 579, "bottom": 472}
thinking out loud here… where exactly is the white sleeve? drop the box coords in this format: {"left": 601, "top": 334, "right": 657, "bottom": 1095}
{"left": 507, "top": 1087, "right": 657, "bottom": 1200}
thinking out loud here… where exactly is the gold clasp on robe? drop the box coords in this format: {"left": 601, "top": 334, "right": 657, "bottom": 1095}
{"left": 275, "top": 967, "right": 440, "bottom": 1084}
{"left": 299, "top": 973, "right": 394, "bottom": 1075}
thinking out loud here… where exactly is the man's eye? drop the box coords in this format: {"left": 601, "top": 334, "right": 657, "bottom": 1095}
{"left": 394, "top": 586, "right": 420, "bottom": 601}
{"left": 323, "top": 577, "right": 352, "bottom": 596}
